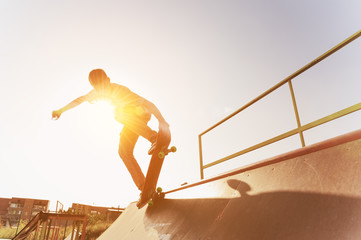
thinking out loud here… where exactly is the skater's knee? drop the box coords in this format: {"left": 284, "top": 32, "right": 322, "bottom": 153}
{"left": 118, "top": 146, "right": 133, "bottom": 160}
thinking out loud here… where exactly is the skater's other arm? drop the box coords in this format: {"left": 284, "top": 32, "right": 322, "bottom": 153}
{"left": 143, "top": 100, "right": 169, "bottom": 126}
{"left": 52, "top": 95, "right": 88, "bottom": 120}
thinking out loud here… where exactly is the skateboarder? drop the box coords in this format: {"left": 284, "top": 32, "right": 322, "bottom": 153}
{"left": 52, "top": 69, "right": 170, "bottom": 191}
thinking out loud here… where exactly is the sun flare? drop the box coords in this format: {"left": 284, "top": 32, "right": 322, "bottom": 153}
{"left": 79, "top": 100, "right": 121, "bottom": 141}
{"left": 92, "top": 99, "right": 115, "bottom": 119}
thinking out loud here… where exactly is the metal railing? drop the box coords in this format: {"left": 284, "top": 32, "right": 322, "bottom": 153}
{"left": 199, "top": 30, "right": 361, "bottom": 179}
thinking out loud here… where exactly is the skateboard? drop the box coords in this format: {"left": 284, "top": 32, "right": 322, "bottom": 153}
{"left": 136, "top": 123, "right": 176, "bottom": 209}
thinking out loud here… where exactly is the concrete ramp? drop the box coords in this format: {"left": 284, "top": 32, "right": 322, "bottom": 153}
{"left": 98, "top": 130, "right": 361, "bottom": 240}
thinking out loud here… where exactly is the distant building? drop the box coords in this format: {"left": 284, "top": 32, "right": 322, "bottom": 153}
{"left": 0, "top": 198, "right": 11, "bottom": 226}
{"left": 69, "top": 203, "right": 123, "bottom": 221}
{"left": 0, "top": 197, "right": 49, "bottom": 227}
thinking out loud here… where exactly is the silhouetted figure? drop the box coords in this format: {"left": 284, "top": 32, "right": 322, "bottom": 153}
{"left": 52, "top": 69, "right": 170, "bottom": 191}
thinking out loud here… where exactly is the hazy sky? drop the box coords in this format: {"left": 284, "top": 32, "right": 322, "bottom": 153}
{"left": 1, "top": 0, "right": 360, "bottom": 210}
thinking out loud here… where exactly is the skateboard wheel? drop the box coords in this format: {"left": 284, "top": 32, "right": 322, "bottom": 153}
{"left": 148, "top": 200, "right": 154, "bottom": 207}
{"left": 170, "top": 146, "right": 177, "bottom": 152}
{"left": 158, "top": 152, "right": 165, "bottom": 159}
{"left": 156, "top": 187, "right": 163, "bottom": 193}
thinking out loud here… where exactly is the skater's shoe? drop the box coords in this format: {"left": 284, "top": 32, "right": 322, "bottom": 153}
{"left": 148, "top": 133, "right": 158, "bottom": 155}
{"left": 148, "top": 141, "right": 157, "bottom": 155}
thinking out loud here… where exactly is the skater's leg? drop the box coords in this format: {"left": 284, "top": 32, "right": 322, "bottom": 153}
{"left": 118, "top": 127, "right": 145, "bottom": 191}
{"left": 117, "top": 110, "right": 157, "bottom": 143}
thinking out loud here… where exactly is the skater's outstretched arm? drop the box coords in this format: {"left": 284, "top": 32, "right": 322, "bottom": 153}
{"left": 52, "top": 95, "right": 87, "bottom": 120}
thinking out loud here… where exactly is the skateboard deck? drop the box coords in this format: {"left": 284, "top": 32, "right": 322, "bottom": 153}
{"left": 136, "top": 124, "right": 176, "bottom": 209}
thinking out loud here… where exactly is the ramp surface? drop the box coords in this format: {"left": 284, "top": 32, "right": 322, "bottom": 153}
{"left": 98, "top": 130, "right": 361, "bottom": 240}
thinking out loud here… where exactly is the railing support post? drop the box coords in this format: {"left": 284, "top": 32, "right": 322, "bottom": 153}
{"left": 288, "top": 80, "right": 306, "bottom": 147}
{"left": 199, "top": 135, "right": 204, "bottom": 179}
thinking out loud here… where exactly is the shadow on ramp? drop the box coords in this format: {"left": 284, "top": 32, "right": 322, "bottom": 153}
{"left": 144, "top": 180, "right": 361, "bottom": 240}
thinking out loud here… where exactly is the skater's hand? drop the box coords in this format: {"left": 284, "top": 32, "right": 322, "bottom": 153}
{"left": 52, "top": 110, "right": 62, "bottom": 120}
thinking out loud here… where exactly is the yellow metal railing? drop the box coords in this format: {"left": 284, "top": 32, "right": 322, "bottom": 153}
{"left": 199, "top": 30, "right": 361, "bottom": 179}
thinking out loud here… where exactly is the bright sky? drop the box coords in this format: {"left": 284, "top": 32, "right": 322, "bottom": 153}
{"left": 1, "top": 1, "right": 360, "bottom": 210}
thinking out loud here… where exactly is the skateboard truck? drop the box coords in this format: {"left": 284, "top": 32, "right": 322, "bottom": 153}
{"left": 148, "top": 187, "right": 165, "bottom": 207}
{"left": 158, "top": 146, "right": 177, "bottom": 159}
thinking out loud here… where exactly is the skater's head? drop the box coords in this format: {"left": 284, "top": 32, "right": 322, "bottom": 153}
{"left": 89, "top": 69, "right": 110, "bottom": 90}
